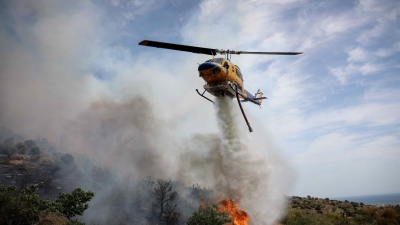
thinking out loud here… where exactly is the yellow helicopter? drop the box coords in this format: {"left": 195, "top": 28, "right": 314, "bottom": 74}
{"left": 139, "top": 40, "right": 302, "bottom": 132}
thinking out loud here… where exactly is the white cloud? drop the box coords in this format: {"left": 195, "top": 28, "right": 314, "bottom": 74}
{"left": 355, "top": 0, "right": 400, "bottom": 44}
{"left": 329, "top": 64, "right": 358, "bottom": 84}
{"left": 348, "top": 47, "right": 368, "bottom": 62}
{"left": 346, "top": 136, "right": 400, "bottom": 160}
{"left": 364, "top": 87, "right": 400, "bottom": 101}
{"left": 312, "top": 103, "right": 400, "bottom": 128}
{"left": 302, "top": 133, "right": 356, "bottom": 162}
{"left": 359, "top": 62, "right": 385, "bottom": 75}
{"left": 329, "top": 61, "right": 385, "bottom": 84}
{"left": 376, "top": 42, "right": 400, "bottom": 57}
{"left": 297, "top": 133, "right": 400, "bottom": 164}
{"left": 320, "top": 15, "right": 363, "bottom": 36}
{"left": 106, "top": 0, "right": 120, "bottom": 7}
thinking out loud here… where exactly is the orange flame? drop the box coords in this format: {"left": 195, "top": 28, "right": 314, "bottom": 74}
{"left": 219, "top": 199, "right": 249, "bottom": 225}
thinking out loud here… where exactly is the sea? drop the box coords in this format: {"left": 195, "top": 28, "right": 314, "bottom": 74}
{"left": 334, "top": 193, "right": 400, "bottom": 205}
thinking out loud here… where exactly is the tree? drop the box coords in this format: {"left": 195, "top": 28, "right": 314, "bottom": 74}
{"left": 56, "top": 187, "right": 95, "bottom": 218}
{"left": 24, "top": 139, "right": 37, "bottom": 149}
{"left": 187, "top": 204, "right": 232, "bottom": 225}
{"left": 147, "top": 178, "right": 181, "bottom": 225}
{"left": 0, "top": 182, "right": 94, "bottom": 225}
{"left": 61, "top": 153, "right": 74, "bottom": 166}
{"left": 16, "top": 142, "right": 28, "bottom": 154}
{"left": 29, "top": 146, "right": 42, "bottom": 161}
{"left": 30, "top": 146, "right": 41, "bottom": 155}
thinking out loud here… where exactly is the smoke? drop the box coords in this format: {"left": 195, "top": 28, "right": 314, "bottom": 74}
{"left": 65, "top": 96, "right": 179, "bottom": 181}
{"left": 0, "top": 0, "right": 106, "bottom": 141}
{"left": 58, "top": 94, "right": 292, "bottom": 224}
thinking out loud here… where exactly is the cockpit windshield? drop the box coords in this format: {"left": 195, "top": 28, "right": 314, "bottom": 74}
{"left": 205, "top": 58, "right": 224, "bottom": 65}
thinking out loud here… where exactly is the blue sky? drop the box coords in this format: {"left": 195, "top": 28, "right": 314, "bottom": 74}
{"left": 1, "top": 0, "right": 399, "bottom": 199}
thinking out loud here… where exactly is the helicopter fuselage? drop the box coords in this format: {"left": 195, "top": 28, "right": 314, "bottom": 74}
{"left": 198, "top": 57, "right": 245, "bottom": 98}
{"left": 138, "top": 39, "right": 301, "bottom": 132}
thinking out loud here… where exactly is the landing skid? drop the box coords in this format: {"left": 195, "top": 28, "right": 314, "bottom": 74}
{"left": 196, "top": 89, "right": 214, "bottom": 103}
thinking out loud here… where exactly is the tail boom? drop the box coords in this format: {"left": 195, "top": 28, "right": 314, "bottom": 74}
{"left": 244, "top": 89, "right": 267, "bottom": 105}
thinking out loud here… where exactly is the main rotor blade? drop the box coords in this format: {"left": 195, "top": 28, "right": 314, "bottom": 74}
{"left": 139, "top": 40, "right": 303, "bottom": 56}
{"left": 236, "top": 51, "right": 303, "bottom": 55}
{"left": 139, "top": 40, "right": 217, "bottom": 55}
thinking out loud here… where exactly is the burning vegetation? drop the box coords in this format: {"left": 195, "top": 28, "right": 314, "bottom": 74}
{"left": 219, "top": 199, "right": 250, "bottom": 225}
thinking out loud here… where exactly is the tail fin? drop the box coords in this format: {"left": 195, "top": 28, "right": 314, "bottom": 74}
{"left": 254, "top": 89, "right": 265, "bottom": 105}
{"left": 256, "top": 91, "right": 264, "bottom": 105}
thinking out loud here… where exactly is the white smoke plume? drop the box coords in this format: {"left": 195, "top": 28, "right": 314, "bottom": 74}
{"left": 65, "top": 95, "right": 293, "bottom": 224}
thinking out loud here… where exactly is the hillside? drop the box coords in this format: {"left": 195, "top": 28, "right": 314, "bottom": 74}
{"left": 1, "top": 128, "right": 400, "bottom": 225}
{"left": 0, "top": 130, "right": 212, "bottom": 224}
{"left": 280, "top": 196, "right": 400, "bottom": 224}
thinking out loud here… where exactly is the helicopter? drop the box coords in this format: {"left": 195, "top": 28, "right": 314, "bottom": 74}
{"left": 138, "top": 40, "right": 302, "bottom": 132}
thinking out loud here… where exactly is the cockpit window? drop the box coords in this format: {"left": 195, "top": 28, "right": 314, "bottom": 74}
{"left": 235, "top": 66, "right": 243, "bottom": 81}
{"left": 205, "top": 58, "right": 224, "bottom": 65}
{"left": 212, "top": 58, "right": 224, "bottom": 64}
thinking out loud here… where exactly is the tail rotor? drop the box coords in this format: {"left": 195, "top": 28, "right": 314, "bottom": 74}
{"left": 254, "top": 89, "right": 265, "bottom": 105}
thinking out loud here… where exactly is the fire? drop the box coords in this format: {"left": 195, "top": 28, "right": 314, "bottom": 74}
{"left": 219, "top": 199, "right": 249, "bottom": 225}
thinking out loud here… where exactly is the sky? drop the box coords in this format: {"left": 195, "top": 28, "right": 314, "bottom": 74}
{"left": 1, "top": 0, "right": 399, "bottom": 200}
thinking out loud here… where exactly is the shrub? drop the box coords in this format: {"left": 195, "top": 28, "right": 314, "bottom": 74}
{"left": 187, "top": 204, "right": 231, "bottom": 225}
{"left": 16, "top": 142, "right": 28, "bottom": 154}
{"left": 24, "top": 140, "right": 37, "bottom": 149}
{"left": 0, "top": 182, "right": 94, "bottom": 224}
{"left": 381, "top": 207, "right": 396, "bottom": 220}
{"left": 30, "top": 147, "right": 41, "bottom": 155}
{"left": 0, "top": 146, "right": 16, "bottom": 158}
{"left": 41, "top": 160, "right": 61, "bottom": 174}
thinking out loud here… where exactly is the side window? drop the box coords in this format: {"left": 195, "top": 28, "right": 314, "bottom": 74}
{"left": 235, "top": 66, "right": 243, "bottom": 81}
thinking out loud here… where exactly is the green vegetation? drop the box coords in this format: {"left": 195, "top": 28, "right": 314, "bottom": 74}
{"left": 0, "top": 182, "right": 94, "bottom": 225}
{"left": 281, "top": 196, "right": 400, "bottom": 225}
{"left": 187, "top": 204, "right": 232, "bottom": 225}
